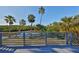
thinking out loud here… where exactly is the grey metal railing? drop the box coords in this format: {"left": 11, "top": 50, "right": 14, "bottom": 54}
{"left": 0, "top": 31, "right": 77, "bottom": 46}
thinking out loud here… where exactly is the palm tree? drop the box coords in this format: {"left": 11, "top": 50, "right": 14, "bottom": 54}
{"left": 39, "top": 6, "right": 45, "bottom": 25}
{"left": 19, "top": 19, "right": 26, "bottom": 31}
{"left": 20, "top": 19, "right": 26, "bottom": 26}
{"left": 4, "top": 15, "right": 16, "bottom": 32}
{"left": 27, "top": 14, "right": 35, "bottom": 31}
{"left": 4, "top": 15, "right": 16, "bottom": 38}
{"left": 61, "top": 16, "right": 72, "bottom": 32}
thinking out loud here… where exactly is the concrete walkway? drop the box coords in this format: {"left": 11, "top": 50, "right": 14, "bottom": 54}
{"left": 52, "top": 48, "right": 73, "bottom": 53}
{"left": 14, "top": 47, "right": 77, "bottom": 53}
{"left": 0, "top": 45, "right": 79, "bottom": 53}
{"left": 15, "top": 48, "right": 40, "bottom": 53}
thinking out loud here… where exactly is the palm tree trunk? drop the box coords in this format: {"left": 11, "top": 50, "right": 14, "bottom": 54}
{"left": 19, "top": 25, "right": 22, "bottom": 32}
{"left": 30, "top": 23, "right": 32, "bottom": 38}
{"left": 17, "top": 25, "right": 21, "bottom": 38}
{"left": 31, "top": 23, "right": 33, "bottom": 31}
{"left": 40, "top": 14, "right": 43, "bottom": 25}
{"left": 8, "top": 24, "right": 11, "bottom": 39}
{"left": 40, "top": 15, "right": 42, "bottom": 39}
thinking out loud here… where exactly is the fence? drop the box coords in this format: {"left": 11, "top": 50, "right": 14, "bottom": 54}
{"left": 0, "top": 31, "right": 78, "bottom": 47}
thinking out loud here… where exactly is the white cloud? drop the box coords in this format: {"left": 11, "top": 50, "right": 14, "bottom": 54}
{"left": 0, "top": 19, "right": 8, "bottom": 25}
{"left": 0, "top": 19, "right": 18, "bottom": 25}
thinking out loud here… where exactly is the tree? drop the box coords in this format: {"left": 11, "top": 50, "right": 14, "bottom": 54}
{"left": 4, "top": 15, "right": 16, "bottom": 38}
{"left": 19, "top": 19, "right": 26, "bottom": 31}
{"left": 39, "top": 6, "right": 45, "bottom": 25}
{"left": 20, "top": 19, "right": 26, "bottom": 26}
{"left": 36, "top": 24, "right": 46, "bottom": 32}
{"left": 27, "top": 14, "right": 35, "bottom": 31}
{"left": 61, "top": 16, "right": 72, "bottom": 32}
{"left": 47, "top": 22, "right": 61, "bottom": 32}
{"left": 4, "top": 15, "right": 16, "bottom": 32}
{"left": 47, "top": 15, "right": 79, "bottom": 44}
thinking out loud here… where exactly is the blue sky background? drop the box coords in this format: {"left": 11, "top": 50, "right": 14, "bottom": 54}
{"left": 0, "top": 6, "right": 79, "bottom": 25}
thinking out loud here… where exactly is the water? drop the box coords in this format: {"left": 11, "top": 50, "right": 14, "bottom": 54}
{"left": 2, "top": 32, "right": 42, "bottom": 39}
{"left": 2, "top": 32, "right": 66, "bottom": 39}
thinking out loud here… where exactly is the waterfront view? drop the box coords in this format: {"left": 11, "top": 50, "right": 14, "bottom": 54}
{"left": 0, "top": 6, "right": 79, "bottom": 53}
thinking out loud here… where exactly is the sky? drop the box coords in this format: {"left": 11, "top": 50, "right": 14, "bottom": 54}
{"left": 0, "top": 6, "right": 79, "bottom": 25}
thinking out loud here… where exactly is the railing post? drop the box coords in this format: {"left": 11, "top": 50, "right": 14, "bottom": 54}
{"left": 23, "top": 32, "right": 26, "bottom": 46}
{"left": 45, "top": 32, "right": 48, "bottom": 46}
{"left": 0, "top": 32, "right": 2, "bottom": 45}
{"left": 65, "top": 32, "right": 68, "bottom": 45}
{"left": 0, "top": 29, "right": 2, "bottom": 45}
{"left": 70, "top": 32, "right": 72, "bottom": 46}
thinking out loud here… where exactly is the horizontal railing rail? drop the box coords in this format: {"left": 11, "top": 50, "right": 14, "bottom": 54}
{"left": 0, "top": 31, "right": 78, "bottom": 46}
